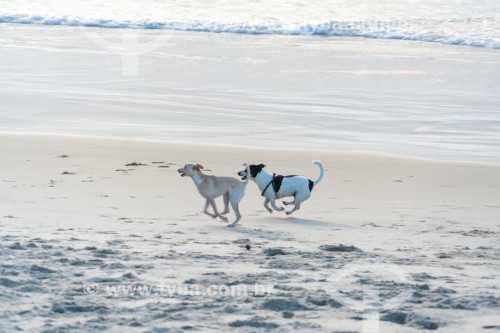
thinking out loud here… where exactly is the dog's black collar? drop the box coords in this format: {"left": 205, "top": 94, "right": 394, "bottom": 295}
{"left": 261, "top": 173, "right": 276, "bottom": 197}
{"left": 261, "top": 173, "right": 283, "bottom": 196}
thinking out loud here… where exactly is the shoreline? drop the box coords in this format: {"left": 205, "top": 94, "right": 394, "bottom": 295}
{"left": 2, "top": 131, "right": 500, "bottom": 167}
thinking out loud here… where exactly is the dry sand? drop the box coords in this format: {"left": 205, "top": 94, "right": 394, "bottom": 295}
{"left": 1, "top": 133, "right": 499, "bottom": 332}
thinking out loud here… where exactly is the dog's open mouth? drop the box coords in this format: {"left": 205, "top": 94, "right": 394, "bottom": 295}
{"left": 240, "top": 175, "right": 247, "bottom": 180}
{"left": 180, "top": 173, "right": 185, "bottom": 177}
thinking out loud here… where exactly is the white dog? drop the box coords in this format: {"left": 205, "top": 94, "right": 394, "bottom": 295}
{"left": 178, "top": 163, "right": 250, "bottom": 227}
{"left": 238, "top": 160, "right": 324, "bottom": 215}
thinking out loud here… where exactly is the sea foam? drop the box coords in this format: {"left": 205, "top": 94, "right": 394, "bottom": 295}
{"left": 1, "top": 0, "right": 499, "bottom": 49}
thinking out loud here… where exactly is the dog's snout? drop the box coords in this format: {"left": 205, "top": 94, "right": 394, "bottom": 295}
{"left": 238, "top": 169, "right": 248, "bottom": 180}
{"left": 178, "top": 167, "right": 187, "bottom": 177}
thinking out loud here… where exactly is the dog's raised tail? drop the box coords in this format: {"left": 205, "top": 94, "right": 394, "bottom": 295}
{"left": 243, "top": 163, "right": 250, "bottom": 185}
{"left": 312, "top": 160, "right": 324, "bottom": 186}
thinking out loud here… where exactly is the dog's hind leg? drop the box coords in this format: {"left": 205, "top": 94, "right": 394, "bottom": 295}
{"left": 221, "top": 192, "right": 230, "bottom": 215}
{"left": 282, "top": 199, "right": 295, "bottom": 205}
{"left": 203, "top": 199, "right": 217, "bottom": 218}
{"left": 286, "top": 194, "right": 308, "bottom": 215}
{"left": 208, "top": 198, "right": 228, "bottom": 222}
{"left": 286, "top": 202, "right": 301, "bottom": 215}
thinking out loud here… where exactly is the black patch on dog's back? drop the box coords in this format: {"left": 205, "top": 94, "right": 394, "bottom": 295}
{"left": 273, "top": 175, "right": 284, "bottom": 193}
{"left": 309, "top": 179, "right": 314, "bottom": 192}
{"left": 273, "top": 175, "right": 298, "bottom": 193}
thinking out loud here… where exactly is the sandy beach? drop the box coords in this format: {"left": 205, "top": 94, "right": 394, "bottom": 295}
{"left": 1, "top": 134, "right": 499, "bottom": 332}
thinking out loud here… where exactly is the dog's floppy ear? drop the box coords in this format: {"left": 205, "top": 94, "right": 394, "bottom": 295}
{"left": 258, "top": 164, "right": 266, "bottom": 169}
{"left": 195, "top": 164, "right": 204, "bottom": 170}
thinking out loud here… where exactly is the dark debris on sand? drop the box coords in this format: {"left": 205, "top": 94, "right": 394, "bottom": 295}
{"left": 125, "top": 162, "right": 149, "bottom": 167}
{"left": 229, "top": 317, "right": 279, "bottom": 329}
{"left": 319, "top": 244, "right": 362, "bottom": 252}
{"left": 263, "top": 248, "right": 287, "bottom": 256}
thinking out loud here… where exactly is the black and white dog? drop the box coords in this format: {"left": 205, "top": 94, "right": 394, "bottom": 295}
{"left": 238, "top": 161, "right": 324, "bottom": 215}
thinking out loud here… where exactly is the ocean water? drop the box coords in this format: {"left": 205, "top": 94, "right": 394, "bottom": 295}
{"left": 1, "top": 2, "right": 499, "bottom": 163}
{"left": 1, "top": 0, "right": 499, "bottom": 49}
{"left": 1, "top": 21, "right": 499, "bottom": 163}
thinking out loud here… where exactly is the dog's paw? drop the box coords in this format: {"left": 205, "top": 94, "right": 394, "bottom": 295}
{"left": 219, "top": 216, "right": 229, "bottom": 222}
{"left": 226, "top": 223, "right": 236, "bottom": 227}
{"left": 276, "top": 207, "right": 285, "bottom": 212}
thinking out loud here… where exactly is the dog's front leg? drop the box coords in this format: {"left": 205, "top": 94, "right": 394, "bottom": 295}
{"left": 208, "top": 199, "right": 228, "bottom": 222}
{"left": 263, "top": 198, "right": 273, "bottom": 213}
{"left": 269, "top": 198, "right": 285, "bottom": 212}
{"left": 203, "top": 199, "right": 217, "bottom": 218}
